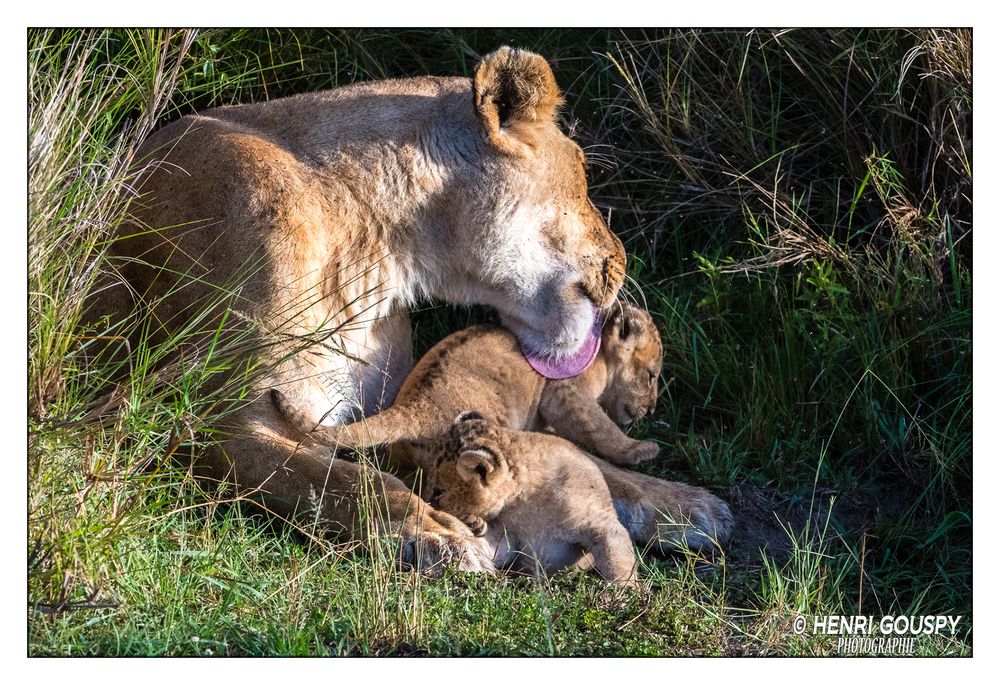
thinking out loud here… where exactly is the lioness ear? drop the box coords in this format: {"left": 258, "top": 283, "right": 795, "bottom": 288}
{"left": 456, "top": 449, "right": 497, "bottom": 485}
{"left": 473, "top": 46, "right": 562, "bottom": 144}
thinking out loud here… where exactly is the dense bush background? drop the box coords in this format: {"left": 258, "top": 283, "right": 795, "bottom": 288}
{"left": 28, "top": 28, "right": 971, "bottom": 655}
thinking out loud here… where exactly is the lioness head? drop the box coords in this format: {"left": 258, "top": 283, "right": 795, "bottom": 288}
{"left": 425, "top": 413, "right": 519, "bottom": 523}
{"left": 599, "top": 304, "right": 664, "bottom": 425}
{"left": 435, "top": 47, "right": 626, "bottom": 361}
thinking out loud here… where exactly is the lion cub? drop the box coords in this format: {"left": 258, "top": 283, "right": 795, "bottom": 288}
{"left": 426, "top": 412, "right": 638, "bottom": 587}
{"left": 272, "top": 303, "right": 663, "bottom": 468}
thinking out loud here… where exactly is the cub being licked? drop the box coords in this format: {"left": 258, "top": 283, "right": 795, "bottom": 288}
{"left": 426, "top": 413, "right": 638, "bottom": 587}
{"left": 272, "top": 302, "right": 664, "bottom": 468}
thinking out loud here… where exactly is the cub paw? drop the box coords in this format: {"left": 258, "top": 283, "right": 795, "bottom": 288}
{"left": 615, "top": 576, "right": 640, "bottom": 590}
{"left": 623, "top": 440, "right": 659, "bottom": 465}
{"left": 462, "top": 515, "right": 488, "bottom": 537}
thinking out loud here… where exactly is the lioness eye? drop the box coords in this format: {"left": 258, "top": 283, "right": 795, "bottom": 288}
{"left": 648, "top": 370, "right": 656, "bottom": 386}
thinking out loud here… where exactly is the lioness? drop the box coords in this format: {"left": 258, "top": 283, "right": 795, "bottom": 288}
{"left": 426, "top": 413, "right": 638, "bottom": 587}
{"left": 271, "top": 302, "right": 664, "bottom": 468}
{"left": 89, "top": 46, "right": 731, "bottom": 571}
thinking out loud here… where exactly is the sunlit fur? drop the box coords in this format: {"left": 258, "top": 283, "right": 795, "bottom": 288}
{"left": 425, "top": 414, "right": 638, "bottom": 587}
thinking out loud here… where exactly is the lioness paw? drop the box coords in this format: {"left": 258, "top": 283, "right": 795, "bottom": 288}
{"left": 398, "top": 508, "right": 497, "bottom": 576}
{"left": 651, "top": 491, "right": 734, "bottom": 556}
{"left": 397, "top": 529, "right": 497, "bottom": 576}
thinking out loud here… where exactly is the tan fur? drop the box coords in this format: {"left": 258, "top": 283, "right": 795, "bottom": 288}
{"left": 86, "top": 46, "right": 728, "bottom": 571}
{"left": 425, "top": 414, "right": 638, "bottom": 587}
{"left": 275, "top": 303, "right": 732, "bottom": 552}
{"left": 273, "top": 303, "right": 663, "bottom": 467}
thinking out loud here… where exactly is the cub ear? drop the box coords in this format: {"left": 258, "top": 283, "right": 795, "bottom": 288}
{"left": 473, "top": 46, "right": 562, "bottom": 143}
{"left": 456, "top": 449, "right": 497, "bottom": 485}
{"left": 605, "top": 306, "right": 633, "bottom": 342}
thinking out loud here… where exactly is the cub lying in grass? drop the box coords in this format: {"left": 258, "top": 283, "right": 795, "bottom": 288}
{"left": 426, "top": 412, "right": 638, "bottom": 587}
{"left": 271, "top": 302, "right": 663, "bottom": 467}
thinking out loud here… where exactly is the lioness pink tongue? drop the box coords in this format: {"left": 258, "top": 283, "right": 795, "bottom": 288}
{"left": 521, "top": 314, "right": 603, "bottom": 380}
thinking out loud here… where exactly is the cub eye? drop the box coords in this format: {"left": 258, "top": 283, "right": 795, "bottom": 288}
{"left": 430, "top": 487, "right": 444, "bottom": 501}
{"left": 647, "top": 370, "right": 656, "bottom": 387}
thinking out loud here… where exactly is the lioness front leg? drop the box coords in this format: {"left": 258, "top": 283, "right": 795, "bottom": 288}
{"left": 584, "top": 455, "right": 733, "bottom": 555}
{"left": 204, "top": 400, "right": 495, "bottom": 575}
{"left": 539, "top": 383, "right": 658, "bottom": 465}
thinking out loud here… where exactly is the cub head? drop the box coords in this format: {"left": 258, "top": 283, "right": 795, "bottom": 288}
{"left": 598, "top": 304, "right": 664, "bottom": 425}
{"left": 425, "top": 412, "right": 519, "bottom": 522}
{"left": 438, "top": 46, "right": 626, "bottom": 362}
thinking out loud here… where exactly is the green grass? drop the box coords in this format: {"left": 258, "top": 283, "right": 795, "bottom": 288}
{"left": 29, "top": 502, "right": 731, "bottom": 656}
{"left": 28, "top": 28, "right": 972, "bottom": 656}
